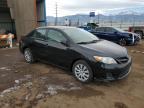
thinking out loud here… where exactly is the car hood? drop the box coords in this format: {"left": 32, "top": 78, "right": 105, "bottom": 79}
{"left": 79, "top": 40, "right": 128, "bottom": 58}
{"left": 122, "top": 31, "right": 138, "bottom": 36}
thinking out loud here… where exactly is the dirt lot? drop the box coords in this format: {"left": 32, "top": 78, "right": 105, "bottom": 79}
{"left": 0, "top": 41, "right": 144, "bottom": 108}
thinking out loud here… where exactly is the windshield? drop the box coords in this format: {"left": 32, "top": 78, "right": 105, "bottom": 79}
{"left": 114, "top": 28, "right": 125, "bottom": 32}
{"left": 63, "top": 28, "right": 99, "bottom": 44}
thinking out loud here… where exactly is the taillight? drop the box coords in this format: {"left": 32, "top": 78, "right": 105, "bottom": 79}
{"left": 128, "top": 27, "right": 132, "bottom": 32}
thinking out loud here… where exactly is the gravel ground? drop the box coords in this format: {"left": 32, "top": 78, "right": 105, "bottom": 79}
{"left": 0, "top": 41, "right": 144, "bottom": 108}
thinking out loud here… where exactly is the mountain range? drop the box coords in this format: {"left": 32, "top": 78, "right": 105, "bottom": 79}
{"left": 46, "top": 6, "right": 144, "bottom": 25}
{"left": 104, "top": 6, "right": 144, "bottom": 15}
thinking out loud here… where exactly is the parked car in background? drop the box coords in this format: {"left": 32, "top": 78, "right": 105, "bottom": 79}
{"left": 19, "top": 26, "right": 132, "bottom": 83}
{"left": 92, "top": 27, "right": 141, "bottom": 46}
{"left": 129, "top": 26, "right": 144, "bottom": 39}
{"left": 79, "top": 26, "right": 92, "bottom": 32}
{"left": 79, "top": 23, "right": 99, "bottom": 32}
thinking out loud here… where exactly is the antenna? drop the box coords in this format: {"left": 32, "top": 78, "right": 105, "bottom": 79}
{"left": 55, "top": 2, "right": 58, "bottom": 26}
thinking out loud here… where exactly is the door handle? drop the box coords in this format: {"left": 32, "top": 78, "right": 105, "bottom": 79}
{"left": 45, "top": 43, "right": 49, "bottom": 46}
{"left": 104, "top": 34, "right": 109, "bottom": 35}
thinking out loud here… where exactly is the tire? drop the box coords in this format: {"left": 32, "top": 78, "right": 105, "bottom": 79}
{"left": 135, "top": 31, "right": 143, "bottom": 39}
{"left": 119, "top": 38, "right": 126, "bottom": 46}
{"left": 24, "top": 48, "right": 35, "bottom": 63}
{"left": 72, "top": 60, "right": 93, "bottom": 83}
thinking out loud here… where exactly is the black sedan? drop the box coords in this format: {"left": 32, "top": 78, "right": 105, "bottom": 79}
{"left": 92, "top": 27, "right": 141, "bottom": 46}
{"left": 19, "top": 26, "right": 132, "bottom": 83}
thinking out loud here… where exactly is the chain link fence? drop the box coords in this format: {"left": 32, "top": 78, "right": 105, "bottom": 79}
{"left": 44, "top": 21, "right": 144, "bottom": 31}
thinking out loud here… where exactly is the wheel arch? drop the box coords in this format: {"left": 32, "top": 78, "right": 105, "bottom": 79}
{"left": 71, "top": 58, "right": 94, "bottom": 83}
{"left": 134, "top": 30, "right": 143, "bottom": 35}
{"left": 22, "top": 46, "right": 29, "bottom": 54}
{"left": 70, "top": 58, "right": 86, "bottom": 72}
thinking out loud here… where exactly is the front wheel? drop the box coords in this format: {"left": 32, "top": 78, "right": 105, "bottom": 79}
{"left": 135, "top": 31, "right": 143, "bottom": 39}
{"left": 24, "top": 48, "right": 35, "bottom": 63}
{"left": 72, "top": 60, "right": 93, "bottom": 83}
{"left": 119, "top": 38, "right": 126, "bottom": 46}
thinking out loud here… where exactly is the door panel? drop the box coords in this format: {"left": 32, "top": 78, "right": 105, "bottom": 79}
{"left": 43, "top": 29, "right": 71, "bottom": 68}
{"left": 104, "top": 27, "right": 118, "bottom": 42}
{"left": 44, "top": 40, "right": 69, "bottom": 67}
{"left": 95, "top": 27, "right": 106, "bottom": 39}
{"left": 31, "top": 39, "right": 49, "bottom": 59}
{"left": 30, "top": 28, "right": 47, "bottom": 59}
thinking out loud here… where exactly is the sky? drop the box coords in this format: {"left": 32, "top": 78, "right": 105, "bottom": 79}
{"left": 46, "top": 0, "right": 144, "bottom": 17}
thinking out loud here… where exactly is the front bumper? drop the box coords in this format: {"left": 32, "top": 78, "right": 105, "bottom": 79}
{"left": 126, "top": 35, "right": 141, "bottom": 45}
{"left": 91, "top": 57, "right": 132, "bottom": 81}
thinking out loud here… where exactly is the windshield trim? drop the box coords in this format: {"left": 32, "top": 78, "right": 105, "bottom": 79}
{"left": 114, "top": 28, "right": 125, "bottom": 32}
{"left": 63, "top": 28, "right": 99, "bottom": 44}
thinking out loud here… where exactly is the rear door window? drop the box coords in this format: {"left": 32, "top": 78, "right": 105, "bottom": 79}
{"left": 27, "top": 30, "right": 35, "bottom": 37}
{"left": 105, "top": 27, "right": 116, "bottom": 33}
{"left": 46, "top": 29, "right": 66, "bottom": 43}
{"left": 35, "top": 29, "right": 47, "bottom": 40}
{"left": 96, "top": 27, "right": 105, "bottom": 32}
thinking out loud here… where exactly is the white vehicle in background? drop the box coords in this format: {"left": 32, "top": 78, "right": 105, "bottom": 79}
{"left": 0, "top": 29, "right": 14, "bottom": 48}
{"left": 129, "top": 26, "right": 144, "bottom": 39}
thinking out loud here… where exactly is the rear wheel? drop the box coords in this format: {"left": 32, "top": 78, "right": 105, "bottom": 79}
{"left": 24, "top": 48, "right": 35, "bottom": 63}
{"left": 135, "top": 31, "right": 143, "bottom": 39}
{"left": 72, "top": 60, "right": 93, "bottom": 83}
{"left": 119, "top": 38, "right": 126, "bottom": 46}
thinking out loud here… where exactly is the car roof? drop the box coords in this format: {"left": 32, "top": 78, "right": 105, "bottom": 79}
{"left": 96, "top": 26, "right": 113, "bottom": 28}
{"left": 37, "top": 26, "right": 77, "bottom": 30}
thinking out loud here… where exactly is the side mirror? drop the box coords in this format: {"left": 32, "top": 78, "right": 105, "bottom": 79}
{"left": 60, "top": 40, "right": 69, "bottom": 46}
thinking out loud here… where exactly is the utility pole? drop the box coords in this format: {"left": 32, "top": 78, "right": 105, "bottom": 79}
{"left": 109, "top": 15, "right": 113, "bottom": 26}
{"left": 77, "top": 19, "right": 79, "bottom": 27}
{"left": 120, "top": 16, "right": 123, "bottom": 29}
{"left": 98, "top": 13, "right": 100, "bottom": 24}
{"left": 55, "top": 2, "right": 58, "bottom": 26}
{"left": 133, "top": 13, "right": 135, "bottom": 27}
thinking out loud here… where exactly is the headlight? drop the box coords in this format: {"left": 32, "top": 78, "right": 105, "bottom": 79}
{"left": 129, "top": 34, "right": 133, "bottom": 38}
{"left": 94, "top": 56, "right": 117, "bottom": 64}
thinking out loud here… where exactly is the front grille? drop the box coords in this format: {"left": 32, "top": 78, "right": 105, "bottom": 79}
{"left": 112, "top": 66, "right": 131, "bottom": 79}
{"left": 134, "top": 35, "right": 138, "bottom": 39}
{"left": 116, "top": 57, "right": 129, "bottom": 64}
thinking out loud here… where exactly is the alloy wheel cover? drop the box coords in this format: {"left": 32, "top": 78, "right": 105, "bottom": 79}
{"left": 74, "top": 64, "right": 90, "bottom": 82}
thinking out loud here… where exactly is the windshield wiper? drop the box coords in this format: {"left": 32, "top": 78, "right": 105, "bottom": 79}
{"left": 88, "top": 40, "right": 99, "bottom": 43}
{"left": 77, "top": 42, "right": 89, "bottom": 44}
{"left": 77, "top": 40, "right": 98, "bottom": 44}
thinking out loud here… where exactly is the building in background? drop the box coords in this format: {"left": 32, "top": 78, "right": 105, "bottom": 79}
{"left": 0, "top": 0, "right": 15, "bottom": 35}
{"left": 0, "top": 0, "right": 46, "bottom": 41}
